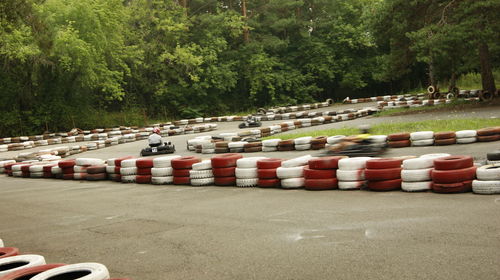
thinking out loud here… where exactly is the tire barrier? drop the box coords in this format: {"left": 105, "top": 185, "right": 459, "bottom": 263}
{"left": 211, "top": 153, "right": 242, "bottom": 186}
{"left": 410, "top": 131, "right": 434, "bottom": 146}
{"left": 431, "top": 156, "right": 476, "bottom": 193}
{"left": 235, "top": 157, "right": 265, "bottom": 187}
{"left": 0, "top": 255, "right": 46, "bottom": 277}
{"left": 304, "top": 157, "right": 342, "bottom": 191}
{"left": 0, "top": 264, "right": 66, "bottom": 280}
{"left": 190, "top": 160, "right": 214, "bottom": 186}
{"left": 276, "top": 155, "right": 313, "bottom": 189}
{"left": 30, "top": 263, "right": 109, "bottom": 280}
{"left": 171, "top": 156, "right": 201, "bottom": 185}
{"left": 337, "top": 157, "right": 370, "bottom": 190}
{"left": 257, "top": 158, "right": 282, "bottom": 188}
{"left": 151, "top": 156, "right": 178, "bottom": 185}
{"left": 365, "top": 158, "right": 403, "bottom": 191}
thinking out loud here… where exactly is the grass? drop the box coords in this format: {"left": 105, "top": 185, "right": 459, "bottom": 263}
{"left": 263, "top": 118, "right": 500, "bottom": 140}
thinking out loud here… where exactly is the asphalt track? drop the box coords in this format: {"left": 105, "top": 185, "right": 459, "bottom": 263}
{"left": 0, "top": 102, "right": 499, "bottom": 279}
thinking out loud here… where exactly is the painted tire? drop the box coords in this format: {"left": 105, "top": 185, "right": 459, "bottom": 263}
{"left": 120, "top": 159, "right": 137, "bottom": 168}
{"left": 281, "top": 155, "right": 313, "bottom": 168}
{"left": 433, "top": 156, "right": 473, "bottom": 170}
{"left": 366, "top": 179, "right": 402, "bottom": 191}
{"left": 173, "top": 176, "right": 190, "bottom": 185}
{"left": 258, "top": 179, "right": 280, "bottom": 188}
{"left": 388, "top": 140, "right": 411, "bottom": 148}
{"left": 58, "top": 160, "right": 76, "bottom": 168}
{"left": 153, "top": 156, "right": 181, "bottom": 168}
{"left": 211, "top": 154, "right": 243, "bottom": 168}
{"left": 0, "top": 264, "right": 66, "bottom": 280}
{"left": 276, "top": 166, "right": 304, "bottom": 179}
{"left": 212, "top": 167, "right": 236, "bottom": 177}
{"left": 151, "top": 168, "right": 173, "bottom": 177}
{"left": 304, "top": 178, "right": 338, "bottom": 190}
{"left": 236, "top": 157, "right": 267, "bottom": 168}
{"left": 136, "top": 158, "right": 154, "bottom": 168}
{"left": 86, "top": 173, "right": 107, "bottom": 181}
{"left": 0, "top": 255, "right": 46, "bottom": 277}
{"left": 307, "top": 156, "right": 343, "bottom": 169}
{"left": 87, "top": 165, "right": 106, "bottom": 174}
{"left": 434, "top": 138, "right": 456, "bottom": 145}
{"left": 337, "top": 169, "right": 365, "bottom": 181}
{"left": 431, "top": 167, "right": 477, "bottom": 184}
{"left": 365, "top": 158, "right": 402, "bottom": 169}
{"left": 432, "top": 180, "right": 472, "bottom": 193}
{"left": 0, "top": 248, "right": 19, "bottom": 259}
{"left": 257, "top": 168, "right": 277, "bottom": 179}
{"left": 256, "top": 158, "right": 282, "bottom": 169}
{"left": 476, "top": 127, "right": 500, "bottom": 136}
{"left": 236, "top": 178, "right": 259, "bottom": 187}
{"left": 192, "top": 160, "right": 212, "bottom": 170}
{"left": 338, "top": 157, "right": 371, "bottom": 170}
{"left": 364, "top": 168, "right": 402, "bottom": 181}
{"left": 303, "top": 167, "right": 336, "bottom": 179}
{"left": 477, "top": 135, "right": 500, "bottom": 142}
{"left": 387, "top": 133, "right": 410, "bottom": 141}
{"left": 476, "top": 164, "right": 500, "bottom": 181}
{"left": 401, "top": 181, "right": 432, "bottom": 192}
{"left": 338, "top": 180, "right": 364, "bottom": 190}
{"left": 434, "top": 131, "right": 456, "bottom": 139}
{"left": 472, "top": 180, "right": 500, "bottom": 194}
{"left": 114, "top": 156, "right": 134, "bottom": 167}
{"left": 151, "top": 176, "right": 173, "bottom": 185}
{"left": 280, "top": 178, "right": 305, "bottom": 189}
{"left": 214, "top": 176, "right": 236, "bottom": 186}
{"left": 172, "top": 169, "right": 191, "bottom": 177}
{"left": 171, "top": 156, "right": 201, "bottom": 169}
{"left": 136, "top": 168, "right": 152, "bottom": 175}
{"left": 401, "top": 168, "right": 432, "bottom": 182}
{"left": 235, "top": 168, "right": 258, "bottom": 179}
{"left": 30, "top": 263, "right": 109, "bottom": 280}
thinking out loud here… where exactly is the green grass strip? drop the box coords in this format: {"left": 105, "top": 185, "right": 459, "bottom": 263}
{"left": 263, "top": 118, "right": 500, "bottom": 140}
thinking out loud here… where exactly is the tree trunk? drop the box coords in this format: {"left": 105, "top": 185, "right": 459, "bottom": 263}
{"left": 478, "top": 42, "right": 496, "bottom": 93}
{"left": 428, "top": 60, "right": 436, "bottom": 88}
{"left": 242, "top": 0, "right": 249, "bottom": 43}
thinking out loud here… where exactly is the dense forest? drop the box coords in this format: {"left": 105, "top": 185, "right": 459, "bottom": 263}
{"left": 0, "top": 0, "right": 499, "bottom": 136}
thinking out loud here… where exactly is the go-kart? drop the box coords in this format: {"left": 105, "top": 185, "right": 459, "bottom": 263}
{"left": 140, "top": 142, "right": 175, "bottom": 157}
{"left": 238, "top": 120, "right": 262, "bottom": 129}
{"left": 319, "top": 141, "right": 387, "bottom": 157}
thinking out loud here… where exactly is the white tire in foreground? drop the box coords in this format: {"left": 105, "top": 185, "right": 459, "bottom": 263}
{"left": 402, "top": 157, "right": 434, "bottom": 170}
{"left": 75, "top": 158, "right": 105, "bottom": 166}
{"left": 410, "top": 131, "right": 434, "bottom": 141}
{"left": 401, "top": 168, "right": 432, "bottom": 182}
{"left": 262, "top": 139, "right": 280, "bottom": 147}
{"left": 0, "top": 238, "right": 3, "bottom": 247}
{"left": 190, "top": 169, "right": 214, "bottom": 179}
{"left": 120, "top": 159, "right": 137, "bottom": 168}
{"left": 401, "top": 181, "right": 432, "bottom": 192}
{"left": 0, "top": 255, "right": 46, "bottom": 276}
{"left": 153, "top": 155, "right": 181, "bottom": 168}
{"left": 455, "top": 130, "right": 477, "bottom": 138}
{"left": 31, "top": 263, "right": 109, "bottom": 280}
{"left": 327, "top": 135, "right": 346, "bottom": 144}
{"left": 456, "top": 137, "right": 477, "bottom": 144}
{"left": 281, "top": 155, "right": 313, "bottom": 168}
{"left": 235, "top": 168, "right": 258, "bottom": 179}
{"left": 476, "top": 164, "right": 500, "bottom": 181}
{"left": 338, "top": 180, "right": 364, "bottom": 190}
{"left": 338, "top": 157, "right": 372, "bottom": 170}
{"left": 281, "top": 178, "right": 305, "bottom": 189}
{"left": 192, "top": 160, "right": 212, "bottom": 170}
{"left": 237, "top": 157, "right": 267, "bottom": 168}
{"left": 105, "top": 166, "right": 116, "bottom": 174}
{"left": 276, "top": 166, "right": 304, "bottom": 179}
{"left": 121, "top": 175, "right": 136, "bottom": 183}
{"left": 191, "top": 177, "right": 215, "bottom": 186}
{"left": 337, "top": 169, "right": 365, "bottom": 181}
{"left": 294, "top": 136, "right": 312, "bottom": 145}
{"left": 472, "top": 180, "right": 500, "bottom": 194}
{"left": 151, "top": 167, "right": 173, "bottom": 177}
{"left": 120, "top": 167, "right": 137, "bottom": 176}
{"left": 236, "top": 178, "right": 259, "bottom": 187}
{"left": 411, "top": 139, "right": 434, "bottom": 146}
{"left": 151, "top": 176, "right": 174, "bottom": 185}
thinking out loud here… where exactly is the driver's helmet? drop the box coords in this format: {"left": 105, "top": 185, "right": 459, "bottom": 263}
{"left": 358, "top": 124, "right": 371, "bottom": 134}
{"left": 153, "top": 127, "right": 161, "bottom": 134}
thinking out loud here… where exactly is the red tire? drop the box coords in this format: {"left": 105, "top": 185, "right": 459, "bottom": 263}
{"left": 62, "top": 167, "right": 74, "bottom": 174}
{"left": 172, "top": 168, "right": 190, "bottom": 177}
{"left": 114, "top": 156, "right": 134, "bottom": 167}
{"left": 136, "top": 158, "right": 154, "bottom": 168}
{"left": 58, "top": 159, "right": 76, "bottom": 168}
{"left": 434, "top": 138, "right": 456, "bottom": 145}
{"left": 367, "top": 179, "right": 402, "bottom": 191}
{"left": 258, "top": 179, "right": 280, "bottom": 188}
{"left": 42, "top": 165, "right": 57, "bottom": 172}
{"left": 20, "top": 165, "right": 31, "bottom": 172}
{"left": 365, "top": 158, "right": 403, "bottom": 169}
{"left": 257, "top": 168, "right": 277, "bottom": 179}
{"left": 434, "top": 131, "right": 456, "bottom": 139}
{"left": 433, "top": 156, "right": 473, "bottom": 170}
{"left": 388, "top": 140, "right": 411, "bottom": 148}
{"left": 304, "top": 178, "right": 338, "bottom": 190}
{"left": 0, "top": 247, "right": 19, "bottom": 259}
{"left": 477, "top": 134, "right": 500, "bottom": 142}
{"left": 256, "top": 158, "right": 282, "bottom": 169}
{"left": 308, "top": 156, "right": 343, "bottom": 169}
{"left": 387, "top": 133, "right": 410, "bottom": 141}
{"left": 171, "top": 156, "right": 201, "bottom": 169}
{"left": 63, "top": 173, "right": 74, "bottom": 180}
{"left": 365, "top": 168, "right": 402, "bottom": 181}
{"left": 431, "top": 167, "right": 476, "bottom": 184}
{"left": 303, "top": 167, "right": 336, "bottom": 179}
{"left": 114, "top": 167, "right": 121, "bottom": 174}
{"left": 0, "top": 263, "right": 66, "bottom": 280}
{"left": 211, "top": 153, "right": 243, "bottom": 168}
{"left": 212, "top": 167, "right": 236, "bottom": 177}
{"left": 214, "top": 176, "right": 236, "bottom": 186}
{"left": 43, "top": 172, "right": 54, "bottom": 178}
{"left": 87, "top": 165, "right": 106, "bottom": 174}
{"left": 432, "top": 180, "right": 472, "bottom": 193}
{"left": 137, "top": 168, "right": 152, "bottom": 175}
{"left": 476, "top": 127, "right": 500, "bottom": 136}
{"left": 136, "top": 175, "right": 152, "bottom": 184}
{"left": 86, "top": 173, "right": 107, "bottom": 181}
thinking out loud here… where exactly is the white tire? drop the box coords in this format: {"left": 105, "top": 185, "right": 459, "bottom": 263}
{"left": 294, "top": 144, "right": 311, "bottom": 150}
{"left": 191, "top": 177, "right": 214, "bottom": 186}
{"left": 121, "top": 175, "right": 136, "bottom": 183}
{"left": 151, "top": 176, "right": 173, "bottom": 185}
{"left": 338, "top": 180, "right": 364, "bottom": 190}
{"left": 192, "top": 160, "right": 212, "bottom": 170}
{"left": 262, "top": 139, "right": 280, "bottom": 147}
{"left": 327, "top": 135, "right": 346, "bottom": 144}
{"left": 294, "top": 136, "right": 312, "bottom": 145}
{"left": 369, "top": 135, "right": 387, "bottom": 143}
{"left": 276, "top": 166, "right": 304, "bottom": 179}
{"left": 75, "top": 158, "right": 105, "bottom": 166}
{"left": 281, "top": 155, "right": 313, "bottom": 168}
{"left": 28, "top": 165, "right": 43, "bottom": 172}
{"left": 153, "top": 155, "right": 181, "bottom": 168}
{"left": 120, "top": 167, "right": 137, "bottom": 175}
{"left": 476, "top": 164, "right": 500, "bottom": 181}
{"left": 151, "top": 167, "right": 173, "bottom": 177}
{"left": 281, "top": 178, "right": 305, "bottom": 189}
{"left": 419, "top": 153, "right": 451, "bottom": 159}
{"left": 236, "top": 178, "right": 259, "bottom": 187}
{"left": 30, "top": 262, "right": 109, "bottom": 280}
{"left": 456, "top": 137, "right": 476, "bottom": 144}
{"left": 105, "top": 165, "right": 116, "bottom": 174}
{"left": 51, "top": 166, "right": 62, "bottom": 174}
{"left": 235, "top": 168, "right": 258, "bottom": 179}
{"left": 0, "top": 160, "right": 15, "bottom": 167}
{"left": 262, "top": 146, "right": 277, "bottom": 152}
{"left": 12, "top": 171, "right": 22, "bottom": 177}
{"left": 411, "top": 139, "right": 434, "bottom": 146}
{"left": 201, "top": 142, "right": 215, "bottom": 149}
{"left": 106, "top": 158, "right": 115, "bottom": 166}
{"left": 30, "top": 172, "right": 43, "bottom": 178}
{"left": 73, "top": 166, "right": 88, "bottom": 173}
{"left": 190, "top": 169, "right": 214, "bottom": 179}
{"left": 0, "top": 255, "right": 46, "bottom": 277}
{"left": 12, "top": 165, "right": 26, "bottom": 172}
{"left": 401, "top": 168, "right": 432, "bottom": 181}
{"left": 401, "top": 181, "right": 432, "bottom": 192}
{"left": 201, "top": 149, "right": 215, "bottom": 154}
{"left": 402, "top": 157, "right": 434, "bottom": 169}
{"left": 0, "top": 238, "right": 3, "bottom": 247}
{"left": 456, "top": 130, "right": 477, "bottom": 138}
{"left": 228, "top": 141, "right": 247, "bottom": 148}
{"left": 338, "top": 157, "right": 372, "bottom": 170}
{"left": 120, "top": 159, "right": 137, "bottom": 168}
{"left": 410, "top": 131, "right": 434, "bottom": 141}
{"left": 237, "top": 157, "right": 267, "bottom": 168}
{"left": 472, "top": 180, "right": 500, "bottom": 194}
{"left": 337, "top": 169, "right": 365, "bottom": 181}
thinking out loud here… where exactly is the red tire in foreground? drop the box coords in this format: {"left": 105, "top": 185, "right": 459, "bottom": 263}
{"left": 367, "top": 179, "right": 402, "bottom": 191}
{"left": 136, "top": 175, "right": 152, "bottom": 184}
{"left": 256, "top": 158, "right": 282, "bottom": 169}
{"left": 431, "top": 167, "right": 476, "bottom": 184}
{"left": 432, "top": 180, "right": 473, "bottom": 193}
{"left": 258, "top": 179, "right": 280, "bottom": 188}
{"left": 304, "top": 178, "right": 338, "bottom": 191}
{"left": 171, "top": 156, "right": 201, "bottom": 169}
{"left": 364, "top": 168, "right": 402, "bottom": 181}
{"left": 211, "top": 154, "right": 243, "bottom": 168}
{"left": 433, "top": 156, "right": 473, "bottom": 170}
{"left": 214, "top": 176, "right": 236, "bottom": 186}
{"left": 307, "top": 156, "right": 343, "bottom": 169}
{"left": 173, "top": 176, "right": 190, "bottom": 185}
{"left": 136, "top": 158, "right": 154, "bottom": 168}
{"left": 212, "top": 167, "right": 236, "bottom": 177}
{"left": 365, "top": 158, "right": 402, "bottom": 169}
{"left": 257, "top": 169, "right": 277, "bottom": 179}
{"left": 0, "top": 247, "right": 19, "bottom": 259}
{"left": 303, "top": 167, "right": 336, "bottom": 179}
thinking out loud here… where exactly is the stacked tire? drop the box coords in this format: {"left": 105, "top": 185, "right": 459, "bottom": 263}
{"left": 472, "top": 164, "right": 500, "bottom": 194}
{"left": 171, "top": 156, "right": 201, "bottom": 185}
{"left": 257, "top": 158, "right": 282, "bottom": 188}
{"left": 28, "top": 163, "right": 45, "bottom": 178}
{"left": 106, "top": 158, "right": 120, "bottom": 182}
{"left": 151, "top": 156, "right": 179, "bottom": 185}
{"left": 387, "top": 133, "right": 411, "bottom": 148}
{"left": 476, "top": 127, "right": 500, "bottom": 142}
{"left": 310, "top": 136, "right": 327, "bottom": 150}
{"left": 73, "top": 158, "right": 105, "bottom": 181}
{"left": 277, "top": 155, "right": 312, "bottom": 189}
{"left": 190, "top": 160, "right": 214, "bottom": 186}
{"left": 455, "top": 130, "right": 477, "bottom": 144}
{"left": 434, "top": 131, "right": 456, "bottom": 146}
{"left": 135, "top": 158, "right": 153, "bottom": 184}
{"left": 401, "top": 154, "right": 449, "bottom": 192}
{"left": 304, "top": 157, "right": 342, "bottom": 190}
{"left": 244, "top": 142, "right": 262, "bottom": 153}
{"left": 337, "top": 157, "right": 371, "bottom": 190}
{"left": 365, "top": 158, "right": 403, "bottom": 191}
{"left": 0, "top": 160, "right": 15, "bottom": 175}
{"left": 294, "top": 137, "right": 312, "bottom": 151}
{"left": 410, "top": 131, "right": 434, "bottom": 146}
{"left": 211, "top": 153, "right": 242, "bottom": 186}
{"left": 431, "top": 156, "right": 476, "bottom": 193}
{"left": 42, "top": 163, "right": 58, "bottom": 178}
{"left": 235, "top": 157, "right": 266, "bottom": 187}
{"left": 228, "top": 141, "right": 246, "bottom": 153}
{"left": 215, "top": 141, "right": 229, "bottom": 153}
{"left": 277, "top": 139, "right": 294, "bottom": 151}
{"left": 120, "top": 158, "right": 138, "bottom": 183}
{"left": 58, "top": 159, "right": 76, "bottom": 180}
{"left": 262, "top": 139, "right": 280, "bottom": 152}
